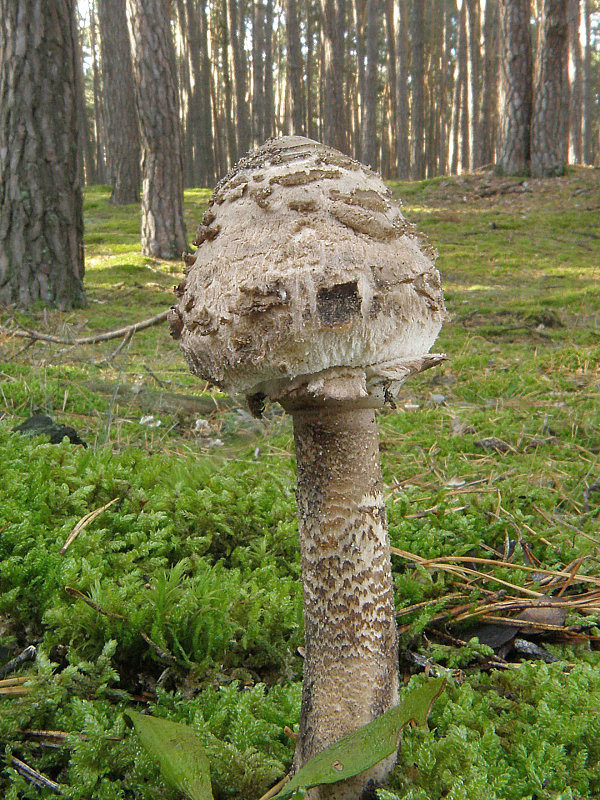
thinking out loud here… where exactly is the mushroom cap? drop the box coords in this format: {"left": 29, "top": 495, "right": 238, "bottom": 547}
{"left": 169, "top": 136, "right": 446, "bottom": 407}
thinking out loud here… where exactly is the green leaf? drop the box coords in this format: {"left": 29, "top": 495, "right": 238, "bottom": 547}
{"left": 274, "top": 678, "right": 445, "bottom": 800}
{"left": 125, "top": 709, "right": 213, "bottom": 800}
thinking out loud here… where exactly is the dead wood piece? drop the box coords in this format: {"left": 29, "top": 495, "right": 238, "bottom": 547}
{"left": 512, "top": 638, "right": 559, "bottom": 663}
{"left": 0, "top": 645, "right": 36, "bottom": 679}
{"left": 10, "top": 756, "right": 63, "bottom": 794}
{"left": 0, "top": 309, "right": 169, "bottom": 346}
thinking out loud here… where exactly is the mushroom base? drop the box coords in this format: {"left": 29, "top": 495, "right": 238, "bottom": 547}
{"left": 291, "top": 405, "right": 400, "bottom": 800}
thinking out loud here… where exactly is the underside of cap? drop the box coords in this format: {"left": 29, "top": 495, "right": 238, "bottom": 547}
{"left": 169, "top": 136, "right": 447, "bottom": 408}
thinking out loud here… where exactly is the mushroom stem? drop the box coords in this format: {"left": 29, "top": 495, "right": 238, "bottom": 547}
{"left": 290, "top": 404, "right": 400, "bottom": 800}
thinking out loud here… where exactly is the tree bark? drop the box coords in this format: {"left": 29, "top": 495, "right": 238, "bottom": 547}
{"left": 305, "top": 0, "right": 317, "bottom": 139}
{"left": 480, "top": 0, "right": 499, "bottom": 166}
{"left": 321, "top": 0, "right": 347, "bottom": 153}
{"left": 353, "top": 0, "right": 366, "bottom": 161}
{"left": 252, "top": 0, "right": 266, "bottom": 145}
{"left": 74, "top": 17, "right": 98, "bottom": 186}
{"left": 497, "top": 0, "right": 532, "bottom": 175}
{"left": 228, "top": 0, "right": 251, "bottom": 158}
{"left": 449, "top": 0, "right": 462, "bottom": 174}
{"left": 264, "top": 0, "right": 275, "bottom": 139}
{"left": 285, "top": 0, "right": 306, "bottom": 135}
{"left": 582, "top": 0, "right": 592, "bottom": 164}
{"left": 89, "top": 1, "right": 107, "bottom": 183}
{"left": 0, "top": 0, "right": 86, "bottom": 309}
{"left": 396, "top": 0, "right": 410, "bottom": 178}
{"left": 385, "top": 0, "right": 397, "bottom": 176}
{"left": 126, "top": 0, "right": 187, "bottom": 258}
{"left": 291, "top": 405, "right": 400, "bottom": 800}
{"left": 362, "top": 0, "right": 379, "bottom": 169}
{"left": 465, "top": 0, "right": 482, "bottom": 168}
{"left": 458, "top": 0, "right": 470, "bottom": 172}
{"left": 531, "top": 0, "right": 569, "bottom": 177}
{"left": 97, "top": 0, "right": 141, "bottom": 204}
{"left": 438, "top": 0, "right": 450, "bottom": 175}
{"left": 410, "top": 0, "right": 426, "bottom": 179}
{"left": 567, "top": 0, "right": 583, "bottom": 164}
{"left": 220, "top": 4, "right": 238, "bottom": 167}
{"left": 197, "top": 0, "right": 215, "bottom": 185}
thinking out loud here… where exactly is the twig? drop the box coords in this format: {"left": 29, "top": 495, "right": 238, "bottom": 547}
{"left": 60, "top": 498, "right": 119, "bottom": 555}
{"left": 98, "top": 328, "right": 134, "bottom": 364}
{"left": 64, "top": 586, "right": 126, "bottom": 619}
{"left": 22, "top": 729, "right": 121, "bottom": 745}
{"left": 10, "top": 756, "right": 63, "bottom": 794}
{"left": 0, "top": 645, "right": 36, "bottom": 678}
{"left": 140, "top": 633, "right": 177, "bottom": 665}
{"left": 0, "top": 309, "right": 169, "bottom": 346}
{"left": 391, "top": 548, "right": 544, "bottom": 597}
{"left": 255, "top": 773, "right": 292, "bottom": 800}
{"left": 143, "top": 364, "right": 170, "bottom": 388}
{"left": 392, "top": 548, "right": 600, "bottom": 588}
{"left": 0, "top": 677, "right": 31, "bottom": 696}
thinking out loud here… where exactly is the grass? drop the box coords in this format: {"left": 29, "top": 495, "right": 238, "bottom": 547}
{"left": 0, "top": 168, "right": 599, "bottom": 799}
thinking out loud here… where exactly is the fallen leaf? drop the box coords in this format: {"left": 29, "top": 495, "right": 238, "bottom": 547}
{"left": 273, "top": 678, "right": 445, "bottom": 800}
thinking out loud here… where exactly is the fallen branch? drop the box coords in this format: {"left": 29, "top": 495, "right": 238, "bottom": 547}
{"left": 0, "top": 309, "right": 169, "bottom": 346}
{"left": 10, "top": 756, "right": 63, "bottom": 794}
{"left": 0, "top": 645, "right": 36, "bottom": 679}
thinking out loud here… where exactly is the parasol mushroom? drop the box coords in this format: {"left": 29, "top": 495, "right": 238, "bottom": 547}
{"left": 169, "top": 136, "right": 446, "bottom": 799}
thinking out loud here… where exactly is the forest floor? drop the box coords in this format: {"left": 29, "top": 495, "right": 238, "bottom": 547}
{"left": 0, "top": 167, "right": 599, "bottom": 799}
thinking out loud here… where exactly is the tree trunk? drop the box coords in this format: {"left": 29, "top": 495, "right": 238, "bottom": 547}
{"left": 531, "top": 0, "right": 569, "bottom": 177}
{"left": 480, "top": 0, "right": 499, "bottom": 166}
{"left": 449, "top": 1, "right": 462, "bottom": 174}
{"left": 98, "top": 0, "right": 141, "bottom": 204}
{"left": 582, "top": 0, "right": 592, "bottom": 164}
{"left": 410, "top": 0, "right": 426, "bottom": 179}
{"left": 89, "top": 2, "right": 107, "bottom": 183}
{"left": 567, "top": 0, "right": 583, "bottom": 164}
{"left": 228, "top": 0, "right": 251, "bottom": 158}
{"left": 497, "top": 0, "right": 532, "bottom": 175}
{"left": 74, "top": 16, "right": 98, "bottom": 185}
{"left": 174, "top": 0, "right": 193, "bottom": 186}
{"left": 197, "top": 0, "right": 215, "bottom": 185}
{"left": 126, "top": 0, "right": 187, "bottom": 258}
{"left": 458, "top": 0, "right": 470, "bottom": 172}
{"left": 362, "top": 0, "right": 379, "bottom": 169}
{"left": 396, "top": 0, "right": 410, "bottom": 178}
{"left": 291, "top": 406, "right": 400, "bottom": 800}
{"left": 321, "top": 0, "right": 347, "bottom": 153}
{"left": 264, "top": 0, "right": 275, "bottom": 139}
{"left": 438, "top": 0, "right": 450, "bottom": 175}
{"left": 353, "top": 0, "right": 366, "bottom": 161}
{"left": 0, "top": 0, "right": 86, "bottom": 309}
{"left": 252, "top": 0, "right": 266, "bottom": 145}
{"left": 220, "top": 5, "right": 237, "bottom": 167}
{"left": 305, "top": 0, "right": 317, "bottom": 139}
{"left": 286, "top": 0, "right": 306, "bottom": 135}
{"left": 385, "top": 0, "right": 397, "bottom": 176}
{"left": 465, "top": 0, "right": 482, "bottom": 168}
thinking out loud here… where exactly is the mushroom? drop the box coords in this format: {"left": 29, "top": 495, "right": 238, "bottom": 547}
{"left": 169, "top": 136, "right": 446, "bottom": 799}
